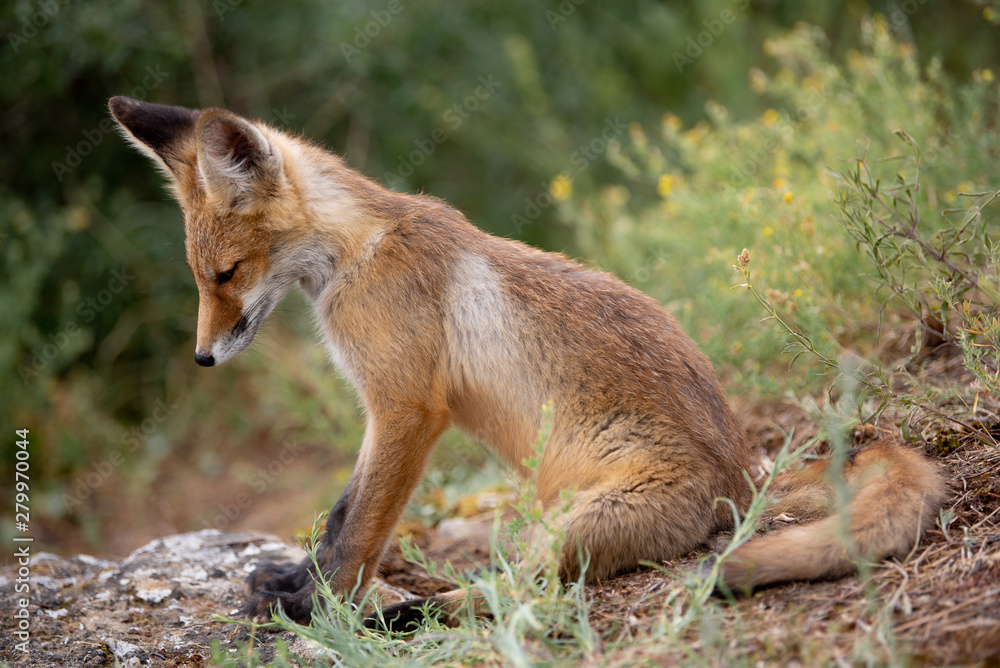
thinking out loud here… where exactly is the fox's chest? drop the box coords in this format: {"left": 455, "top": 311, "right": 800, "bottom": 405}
{"left": 321, "top": 337, "right": 359, "bottom": 384}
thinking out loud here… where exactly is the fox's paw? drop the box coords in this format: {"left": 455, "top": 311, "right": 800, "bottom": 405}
{"left": 245, "top": 560, "right": 318, "bottom": 624}
{"left": 246, "top": 559, "right": 309, "bottom": 596}
{"left": 244, "top": 585, "right": 316, "bottom": 625}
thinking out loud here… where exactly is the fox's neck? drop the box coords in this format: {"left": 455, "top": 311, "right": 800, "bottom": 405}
{"left": 292, "top": 147, "right": 401, "bottom": 303}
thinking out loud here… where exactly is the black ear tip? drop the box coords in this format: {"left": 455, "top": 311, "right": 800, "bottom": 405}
{"left": 108, "top": 96, "right": 135, "bottom": 120}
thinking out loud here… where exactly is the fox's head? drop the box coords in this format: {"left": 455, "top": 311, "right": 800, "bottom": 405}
{"left": 110, "top": 97, "right": 344, "bottom": 367}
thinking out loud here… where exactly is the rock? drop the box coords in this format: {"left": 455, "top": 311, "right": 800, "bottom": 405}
{"left": 106, "top": 637, "right": 142, "bottom": 665}
{"left": 0, "top": 530, "right": 404, "bottom": 667}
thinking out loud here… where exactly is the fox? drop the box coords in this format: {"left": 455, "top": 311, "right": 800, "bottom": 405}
{"left": 108, "top": 95, "right": 947, "bottom": 629}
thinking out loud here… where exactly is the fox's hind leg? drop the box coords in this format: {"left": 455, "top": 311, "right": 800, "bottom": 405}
{"left": 553, "top": 472, "right": 728, "bottom": 582}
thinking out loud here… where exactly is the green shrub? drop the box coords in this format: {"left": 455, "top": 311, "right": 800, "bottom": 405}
{"left": 559, "top": 20, "right": 1000, "bottom": 404}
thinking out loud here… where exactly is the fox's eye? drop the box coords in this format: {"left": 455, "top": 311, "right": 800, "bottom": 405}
{"left": 217, "top": 261, "right": 239, "bottom": 285}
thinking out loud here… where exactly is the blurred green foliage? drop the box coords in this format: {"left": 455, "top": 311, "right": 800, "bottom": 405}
{"left": 1, "top": 0, "right": 998, "bottom": 552}
{"left": 567, "top": 19, "right": 1000, "bottom": 396}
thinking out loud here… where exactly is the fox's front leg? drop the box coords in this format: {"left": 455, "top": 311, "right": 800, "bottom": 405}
{"left": 243, "top": 470, "right": 359, "bottom": 608}
{"left": 245, "top": 406, "right": 449, "bottom": 623}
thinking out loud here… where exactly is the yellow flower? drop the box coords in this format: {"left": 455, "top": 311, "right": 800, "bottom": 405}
{"left": 802, "top": 73, "right": 823, "bottom": 92}
{"left": 872, "top": 13, "right": 889, "bottom": 35}
{"left": 762, "top": 226, "right": 774, "bottom": 237}
{"left": 662, "top": 113, "right": 683, "bottom": 133}
{"left": 776, "top": 68, "right": 796, "bottom": 86}
{"left": 684, "top": 121, "right": 708, "bottom": 143}
{"left": 773, "top": 178, "right": 787, "bottom": 190}
{"left": 944, "top": 189, "right": 957, "bottom": 203}
{"left": 846, "top": 49, "right": 865, "bottom": 70}
{"left": 657, "top": 174, "right": 675, "bottom": 197}
{"left": 794, "top": 289, "right": 803, "bottom": 298}
{"left": 985, "top": 6, "right": 997, "bottom": 22}
{"left": 975, "top": 68, "right": 995, "bottom": 83}
{"left": 762, "top": 108, "right": 780, "bottom": 126}
{"left": 66, "top": 206, "right": 92, "bottom": 232}
{"left": 455, "top": 495, "right": 481, "bottom": 518}
{"left": 958, "top": 180, "right": 976, "bottom": 194}
{"left": 550, "top": 173, "right": 572, "bottom": 201}
{"left": 783, "top": 191, "right": 794, "bottom": 203}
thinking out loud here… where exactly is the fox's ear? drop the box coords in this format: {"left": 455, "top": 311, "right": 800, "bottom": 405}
{"left": 109, "top": 96, "right": 198, "bottom": 177}
{"left": 195, "top": 109, "right": 284, "bottom": 209}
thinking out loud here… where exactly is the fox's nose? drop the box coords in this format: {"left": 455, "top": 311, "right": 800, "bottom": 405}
{"left": 194, "top": 352, "right": 215, "bottom": 367}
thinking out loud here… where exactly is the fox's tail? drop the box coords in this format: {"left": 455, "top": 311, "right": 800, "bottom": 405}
{"left": 719, "top": 438, "right": 947, "bottom": 592}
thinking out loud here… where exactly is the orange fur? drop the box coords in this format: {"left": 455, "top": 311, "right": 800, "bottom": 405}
{"left": 721, "top": 438, "right": 947, "bottom": 591}
{"left": 109, "top": 96, "right": 947, "bottom": 627}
